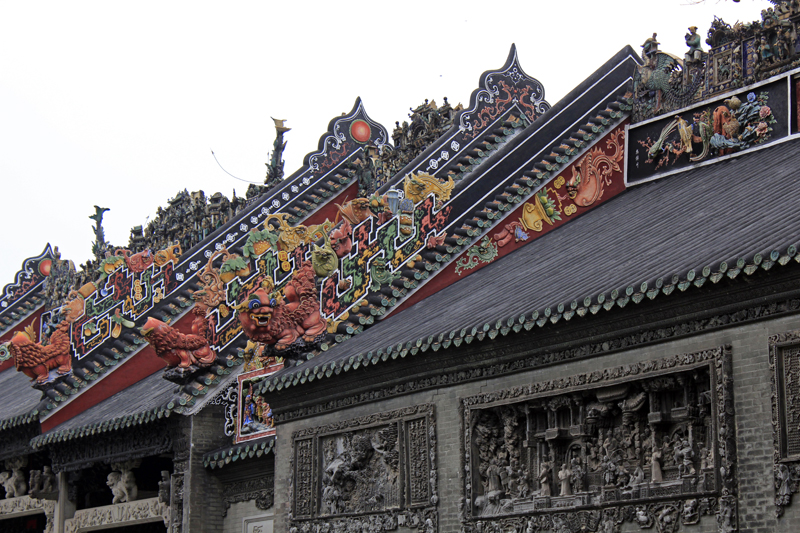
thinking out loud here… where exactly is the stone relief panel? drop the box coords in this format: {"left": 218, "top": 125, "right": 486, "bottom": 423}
{"left": 770, "top": 330, "right": 800, "bottom": 517}
{"left": 290, "top": 404, "right": 437, "bottom": 533}
{"left": 0, "top": 495, "right": 55, "bottom": 533}
{"left": 460, "top": 346, "right": 737, "bottom": 533}
{"left": 63, "top": 497, "right": 169, "bottom": 533}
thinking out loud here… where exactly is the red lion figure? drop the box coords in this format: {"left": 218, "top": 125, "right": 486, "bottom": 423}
{"left": 8, "top": 296, "right": 83, "bottom": 384}
{"left": 141, "top": 307, "right": 216, "bottom": 369}
{"left": 238, "top": 261, "right": 326, "bottom": 351}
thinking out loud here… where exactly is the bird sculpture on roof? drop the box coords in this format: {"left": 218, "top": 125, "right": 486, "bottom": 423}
{"left": 675, "top": 116, "right": 693, "bottom": 155}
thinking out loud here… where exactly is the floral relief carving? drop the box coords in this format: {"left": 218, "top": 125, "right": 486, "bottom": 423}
{"left": 63, "top": 497, "right": 169, "bottom": 533}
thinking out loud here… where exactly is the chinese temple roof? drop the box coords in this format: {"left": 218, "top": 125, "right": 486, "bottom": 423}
{"left": 31, "top": 371, "right": 176, "bottom": 447}
{"left": 256, "top": 137, "right": 800, "bottom": 395}
{"left": 4, "top": 2, "right": 800, "bottom": 460}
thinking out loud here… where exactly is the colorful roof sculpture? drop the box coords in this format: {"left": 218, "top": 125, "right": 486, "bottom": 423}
{"left": 2, "top": 3, "right": 800, "bottom": 486}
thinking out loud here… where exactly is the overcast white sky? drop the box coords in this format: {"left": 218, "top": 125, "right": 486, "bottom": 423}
{"left": 0, "top": 0, "right": 766, "bottom": 285}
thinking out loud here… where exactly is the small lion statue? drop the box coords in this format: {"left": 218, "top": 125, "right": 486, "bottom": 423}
{"left": 0, "top": 468, "right": 28, "bottom": 498}
{"left": 107, "top": 470, "right": 138, "bottom": 504}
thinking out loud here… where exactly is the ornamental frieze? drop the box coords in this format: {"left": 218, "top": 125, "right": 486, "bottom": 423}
{"left": 0, "top": 495, "right": 55, "bottom": 533}
{"left": 769, "top": 330, "right": 800, "bottom": 517}
{"left": 63, "top": 497, "right": 169, "bottom": 533}
{"left": 460, "top": 346, "right": 737, "bottom": 533}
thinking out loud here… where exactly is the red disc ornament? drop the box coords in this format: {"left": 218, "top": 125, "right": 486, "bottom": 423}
{"left": 38, "top": 259, "right": 52, "bottom": 277}
{"left": 350, "top": 120, "right": 371, "bottom": 143}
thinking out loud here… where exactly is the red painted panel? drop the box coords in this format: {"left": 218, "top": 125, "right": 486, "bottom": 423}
{"left": 390, "top": 122, "right": 629, "bottom": 317}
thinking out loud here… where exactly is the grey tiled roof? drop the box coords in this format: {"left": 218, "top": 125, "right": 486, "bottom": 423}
{"left": 32, "top": 371, "right": 177, "bottom": 446}
{"left": 258, "top": 138, "right": 800, "bottom": 393}
{"left": 203, "top": 436, "right": 275, "bottom": 469}
{"left": 0, "top": 368, "right": 45, "bottom": 430}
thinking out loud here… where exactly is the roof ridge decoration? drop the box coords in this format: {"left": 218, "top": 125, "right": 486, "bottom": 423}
{"left": 379, "top": 45, "right": 550, "bottom": 184}
{"left": 303, "top": 97, "right": 391, "bottom": 174}
{"left": 458, "top": 44, "right": 549, "bottom": 138}
{"left": 627, "top": 73, "right": 790, "bottom": 185}
{"left": 1, "top": 101, "right": 394, "bottom": 432}
{"left": 209, "top": 88, "right": 633, "bottom": 376}
{"left": 2, "top": 48, "right": 618, "bottom": 429}
{"left": 0, "top": 244, "right": 52, "bottom": 330}
{"left": 384, "top": 92, "right": 633, "bottom": 316}
{"left": 632, "top": 3, "right": 800, "bottom": 124}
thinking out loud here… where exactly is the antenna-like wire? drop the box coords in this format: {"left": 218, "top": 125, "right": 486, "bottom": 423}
{"left": 210, "top": 149, "right": 262, "bottom": 184}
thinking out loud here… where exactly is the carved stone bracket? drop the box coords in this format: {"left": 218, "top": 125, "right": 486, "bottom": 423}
{"left": 459, "top": 346, "right": 736, "bottom": 533}
{"left": 64, "top": 497, "right": 169, "bottom": 533}
{"left": 770, "top": 330, "right": 800, "bottom": 517}
{"left": 222, "top": 474, "right": 274, "bottom": 516}
{"left": 0, "top": 495, "right": 55, "bottom": 533}
{"left": 290, "top": 404, "right": 437, "bottom": 533}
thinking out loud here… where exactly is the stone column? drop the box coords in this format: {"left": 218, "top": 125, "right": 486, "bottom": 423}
{"left": 53, "top": 472, "right": 75, "bottom": 533}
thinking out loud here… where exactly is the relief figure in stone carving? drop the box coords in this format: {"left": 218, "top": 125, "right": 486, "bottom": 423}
{"left": 469, "top": 366, "right": 716, "bottom": 517}
{"left": 651, "top": 447, "right": 663, "bottom": 483}
{"left": 319, "top": 425, "right": 400, "bottom": 516}
{"left": 558, "top": 463, "right": 572, "bottom": 496}
{"left": 538, "top": 461, "right": 552, "bottom": 497}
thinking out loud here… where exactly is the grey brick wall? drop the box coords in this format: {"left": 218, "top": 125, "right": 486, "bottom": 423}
{"left": 272, "top": 313, "right": 800, "bottom": 533}
{"left": 184, "top": 404, "right": 230, "bottom": 532}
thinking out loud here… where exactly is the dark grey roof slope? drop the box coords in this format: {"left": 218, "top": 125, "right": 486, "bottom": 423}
{"left": 260, "top": 138, "right": 800, "bottom": 391}
{"left": 32, "top": 370, "right": 177, "bottom": 446}
{"left": 0, "top": 369, "right": 45, "bottom": 429}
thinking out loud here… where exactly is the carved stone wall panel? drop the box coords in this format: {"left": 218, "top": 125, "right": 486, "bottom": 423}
{"left": 290, "top": 404, "right": 437, "bottom": 533}
{"left": 63, "top": 497, "right": 169, "bottom": 533}
{"left": 0, "top": 495, "right": 55, "bottom": 533}
{"left": 770, "top": 330, "right": 800, "bottom": 517}
{"left": 222, "top": 474, "right": 274, "bottom": 516}
{"left": 292, "top": 437, "right": 314, "bottom": 520}
{"left": 407, "top": 416, "right": 432, "bottom": 507}
{"left": 460, "top": 346, "right": 736, "bottom": 533}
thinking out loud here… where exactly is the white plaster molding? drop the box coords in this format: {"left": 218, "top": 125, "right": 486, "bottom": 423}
{"left": 64, "top": 497, "right": 168, "bottom": 533}
{"left": 0, "top": 495, "right": 56, "bottom": 533}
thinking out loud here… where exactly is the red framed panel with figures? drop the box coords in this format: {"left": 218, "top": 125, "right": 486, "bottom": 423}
{"left": 234, "top": 359, "right": 282, "bottom": 444}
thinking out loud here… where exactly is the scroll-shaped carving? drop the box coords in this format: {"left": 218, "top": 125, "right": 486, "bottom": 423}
{"left": 460, "top": 346, "right": 736, "bottom": 533}
{"left": 291, "top": 404, "right": 437, "bottom": 533}
{"left": 0, "top": 495, "right": 55, "bottom": 533}
{"left": 770, "top": 330, "right": 800, "bottom": 517}
{"left": 63, "top": 497, "right": 169, "bottom": 533}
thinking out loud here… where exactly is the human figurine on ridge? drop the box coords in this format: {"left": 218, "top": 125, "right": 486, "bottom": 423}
{"left": 641, "top": 32, "right": 659, "bottom": 65}
{"left": 685, "top": 26, "right": 703, "bottom": 63}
